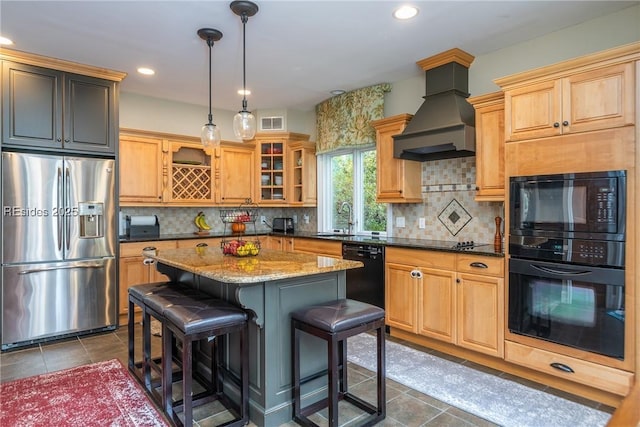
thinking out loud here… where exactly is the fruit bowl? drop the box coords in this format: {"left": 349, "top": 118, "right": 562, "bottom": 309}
{"left": 221, "top": 239, "right": 260, "bottom": 257}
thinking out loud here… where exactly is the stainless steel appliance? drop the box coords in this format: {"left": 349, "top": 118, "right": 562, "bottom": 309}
{"left": 342, "top": 243, "right": 384, "bottom": 309}
{"left": 1, "top": 151, "right": 116, "bottom": 350}
{"left": 508, "top": 170, "right": 626, "bottom": 360}
{"left": 272, "top": 217, "right": 294, "bottom": 234}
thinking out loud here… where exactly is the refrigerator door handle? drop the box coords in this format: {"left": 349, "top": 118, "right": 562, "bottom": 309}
{"left": 65, "top": 167, "right": 71, "bottom": 251}
{"left": 17, "top": 260, "right": 107, "bottom": 275}
{"left": 57, "top": 167, "right": 63, "bottom": 251}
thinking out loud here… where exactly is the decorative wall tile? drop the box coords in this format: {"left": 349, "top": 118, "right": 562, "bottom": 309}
{"left": 438, "top": 199, "right": 472, "bottom": 236}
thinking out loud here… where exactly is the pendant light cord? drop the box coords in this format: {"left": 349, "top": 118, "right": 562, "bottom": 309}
{"left": 207, "top": 37, "right": 214, "bottom": 125}
{"left": 241, "top": 13, "right": 248, "bottom": 111}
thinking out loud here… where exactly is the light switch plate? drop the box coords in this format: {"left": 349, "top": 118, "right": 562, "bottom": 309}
{"left": 419, "top": 218, "right": 426, "bottom": 229}
{"left": 396, "top": 216, "right": 405, "bottom": 228}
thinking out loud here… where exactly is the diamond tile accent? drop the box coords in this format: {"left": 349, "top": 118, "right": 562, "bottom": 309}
{"left": 438, "top": 199, "right": 472, "bottom": 236}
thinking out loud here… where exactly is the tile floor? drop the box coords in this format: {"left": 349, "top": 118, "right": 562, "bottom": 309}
{"left": 0, "top": 327, "right": 614, "bottom": 427}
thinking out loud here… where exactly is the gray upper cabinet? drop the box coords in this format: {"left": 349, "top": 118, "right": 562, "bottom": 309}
{"left": 2, "top": 61, "right": 118, "bottom": 155}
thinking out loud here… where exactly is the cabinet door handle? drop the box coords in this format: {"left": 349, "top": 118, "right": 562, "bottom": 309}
{"left": 553, "top": 122, "right": 560, "bottom": 128}
{"left": 562, "top": 121, "right": 569, "bottom": 126}
{"left": 143, "top": 246, "right": 157, "bottom": 251}
{"left": 196, "top": 243, "right": 208, "bottom": 247}
{"left": 56, "top": 137, "right": 62, "bottom": 142}
{"left": 64, "top": 138, "right": 70, "bottom": 143}
{"left": 550, "top": 362, "right": 574, "bottom": 373}
{"left": 469, "top": 262, "right": 488, "bottom": 269}
{"left": 410, "top": 269, "right": 422, "bottom": 279}
{"left": 143, "top": 258, "right": 155, "bottom": 266}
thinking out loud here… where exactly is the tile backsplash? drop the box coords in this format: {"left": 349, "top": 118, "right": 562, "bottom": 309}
{"left": 120, "top": 206, "right": 317, "bottom": 236}
{"left": 391, "top": 157, "right": 504, "bottom": 244}
{"left": 121, "top": 157, "right": 503, "bottom": 244}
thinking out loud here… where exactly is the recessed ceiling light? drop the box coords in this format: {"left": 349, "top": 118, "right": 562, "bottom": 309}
{"left": 330, "top": 89, "right": 346, "bottom": 96}
{"left": 393, "top": 5, "right": 419, "bottom": 20}
{"left": 238, "top": 89, "right": 251, "bottom": 96}
{"left": 0, "top": 36, "right": 14, "bottom": 45}
{"left": 137, "top": 67, "right": 155, "bottom": 76}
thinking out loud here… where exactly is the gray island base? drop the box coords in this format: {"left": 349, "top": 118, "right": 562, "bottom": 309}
{"left": 151, "top": 247, "right": 363, "bottom": 426}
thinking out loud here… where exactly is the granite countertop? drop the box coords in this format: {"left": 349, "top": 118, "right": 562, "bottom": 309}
{"left": 149, "top": 246, "right": 363, "bottom": 284}
{"left": 121, "top": 231, "right": 504, "bottom": 257}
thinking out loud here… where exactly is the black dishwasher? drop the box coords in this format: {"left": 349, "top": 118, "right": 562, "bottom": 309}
{"left": 342, "top": 242, "right": 385, "bottom": 309}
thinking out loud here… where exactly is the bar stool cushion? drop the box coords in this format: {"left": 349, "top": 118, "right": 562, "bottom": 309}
{"left": 143, "top": 286, "right": 206, "bottom": 314}
{"left": 291, "top": 299, "right": 384, "bottom": 333}
{"left": 128, "top": 282, "right": 174, "bottom": 301}
{"left": 164, "top": 299, "right": 248, "bottom": 335}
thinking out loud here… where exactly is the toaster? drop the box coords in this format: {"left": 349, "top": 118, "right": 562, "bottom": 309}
{"left": 272, "top": 217, "right": 294, "bottom": 234}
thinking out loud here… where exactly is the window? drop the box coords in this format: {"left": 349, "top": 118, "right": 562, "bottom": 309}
{"left": 318, "top": 147, "right": 388, "bottom": 235}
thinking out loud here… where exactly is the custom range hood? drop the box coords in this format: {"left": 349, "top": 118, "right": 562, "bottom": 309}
{"left": 394, "top": 48, "right": 476, "bottom": 161}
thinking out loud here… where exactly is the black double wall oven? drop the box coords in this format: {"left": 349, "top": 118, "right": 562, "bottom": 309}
{"left": 508, "top": 170, "right": 626, "bottom": 360}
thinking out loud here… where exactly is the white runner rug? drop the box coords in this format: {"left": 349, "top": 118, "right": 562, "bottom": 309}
{"left": 347, "top": 333, "right": 611, "bottom": 427}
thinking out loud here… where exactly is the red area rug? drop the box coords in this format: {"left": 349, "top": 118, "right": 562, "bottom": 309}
{"left": 0, "top": 359, "right": 169, "bottom": 426}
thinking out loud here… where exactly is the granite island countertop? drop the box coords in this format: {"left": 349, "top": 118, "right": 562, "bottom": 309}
{"left": 122, "top": 232, "right": 504, "bottom": 257}
{"left": 149, "top": 246, "right": 363, "bottom": 284}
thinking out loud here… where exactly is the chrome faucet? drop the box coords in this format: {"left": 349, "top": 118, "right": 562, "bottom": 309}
{"left": 338, "top": 201, "right": 354, "bottom": 234}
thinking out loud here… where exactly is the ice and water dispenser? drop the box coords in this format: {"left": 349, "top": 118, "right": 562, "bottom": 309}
{"left": 78, "top": 202, "right": 104, "bottom": 238}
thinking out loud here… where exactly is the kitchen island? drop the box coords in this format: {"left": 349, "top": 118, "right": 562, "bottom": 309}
{"left": 149, "top": 246, "right": 363, "bottom": 426}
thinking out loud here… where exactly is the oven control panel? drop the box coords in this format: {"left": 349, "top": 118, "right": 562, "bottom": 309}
{"left": 509, "top": 236, "right": 624, "bottom": 268}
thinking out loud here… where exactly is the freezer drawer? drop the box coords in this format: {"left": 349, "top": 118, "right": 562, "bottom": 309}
{"left": 1, "top": 257, "right": 116, "bottom": 350}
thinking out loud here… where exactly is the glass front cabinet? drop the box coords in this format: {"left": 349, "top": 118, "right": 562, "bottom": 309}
{"left": 254, "top": 132, "right": 316, "bottom": 206}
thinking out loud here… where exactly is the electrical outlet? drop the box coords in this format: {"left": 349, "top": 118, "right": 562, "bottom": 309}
{"left": 396, "top": 216, "right": 405, "bottom": 228}
{"left": 293, "top": 214, "right": 298, "bottom": 223}
{"left": 419, "top": 218, "right": 426, "bottom": 229}
{"left": 260, "top": 216, "right": 266, "bottom": 224}
{"left": 303, "top": 214, "right": 310, "bottom": 224}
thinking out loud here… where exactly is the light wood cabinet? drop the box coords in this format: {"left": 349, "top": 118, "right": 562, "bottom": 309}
{"left": 118, "top": 241, "right": 176, "bottom": 319}
{"left": 253, "top": 132, "right": 316, "bottom": 207}
{"left": 263, "top": 235, "right": 294, "bottom": 251}
{"left": 292, "top": 237, "right": 342, "bottom": 258}
{"left": 167, "top": 138, "right": 215, "bottom": 205}
{"left": 118, "top": 129, "right": 255, "bottom": 207}
{"left": 505, "top": 341, "right": 633, "bottom": 396}
{"left": 371, "top": 114, "right": 423, "bottom": 203}
{"left": 287, "top": 140, "right": 317, "bottom": 206}
{"left": 216, "top": 144, "right": 256, "bottom": 205}
{"left": 386, "top": 247, "right": 504, "bottom": 357}
{"left": 468, "top": 92, "right": 505, "bottom": 201}
{"left": 499, "top": 60, "right": 635, "bottom": 142}
{"left": 119, "top": 132, "right": 164, "bottom": 204}
{"left": 1, "top": 51, "right": 123, "bottom": 154}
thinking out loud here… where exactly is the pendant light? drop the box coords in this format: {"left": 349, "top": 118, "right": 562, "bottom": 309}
{"left": 231, "top": 1, "right": 259, "bottom": 140}
{"left": 198, "top": 28, "right": 223, "bottom": 147}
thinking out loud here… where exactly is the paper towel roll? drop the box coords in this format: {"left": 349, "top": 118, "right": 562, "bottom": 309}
{"left": 129, "top": 215, "right": 157, "bottom": 226}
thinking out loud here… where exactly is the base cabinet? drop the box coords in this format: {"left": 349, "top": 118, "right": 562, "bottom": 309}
{"left": 386, "top": 248, "right": 504, "bottom": 358}
{"left": 505, "top": 341, "right": 633, "bottom": 396}
{"left": 118, "top": 241, "right": 175, "bottom": 319}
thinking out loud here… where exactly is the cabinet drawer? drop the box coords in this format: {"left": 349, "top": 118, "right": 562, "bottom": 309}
{"left": 120, "top": 240, "right": 176, "bottom": 257}
{"left": 505, "top": 340, "right": 633, "bottom": 396}
{"left": 456, "top": 254, "right": 504, "bottom": 277}
{"left": 386, "top": 247, "right": 455, "bottom": 270}
{"left": 293, "top": 238, "right": 342, "bottom": 258}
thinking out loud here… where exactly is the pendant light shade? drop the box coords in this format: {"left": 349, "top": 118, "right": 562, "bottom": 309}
{"left": 231, "top": 1, "right": 259, "bottom": 140}
{"left": 198, "top": 28, "right": 223, "bottom": 147}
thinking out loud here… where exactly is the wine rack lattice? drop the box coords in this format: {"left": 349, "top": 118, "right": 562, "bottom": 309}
{"left": 172, "top": 165, "right": 212, "bottom": 200}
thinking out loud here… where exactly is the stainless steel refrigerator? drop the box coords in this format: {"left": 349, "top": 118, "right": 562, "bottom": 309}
{"left": 1, "top": 151, "right": 116, "bottom": 350}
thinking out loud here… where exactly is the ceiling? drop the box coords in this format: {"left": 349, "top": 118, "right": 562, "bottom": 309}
{"left": 1, "top": 1, "right": 637, "bottom": 112}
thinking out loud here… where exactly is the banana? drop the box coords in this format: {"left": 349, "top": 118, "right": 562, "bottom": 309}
{"left": 194, "top": 212, "right": 211, "bottom": 230}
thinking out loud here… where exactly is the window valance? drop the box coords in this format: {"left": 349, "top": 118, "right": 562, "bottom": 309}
{"left": 315, "top": 83, "right": 391, "bottom": 154}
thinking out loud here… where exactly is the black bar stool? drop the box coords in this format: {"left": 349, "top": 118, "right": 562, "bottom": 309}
{"left": 291, "top": 299, "right": 386, "bottom": 427}
{"left": 127, "top": 281, "right": 176, "bottom": 398}
{"left": 161, "top": 297, "right": 250, "bottom": 427}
